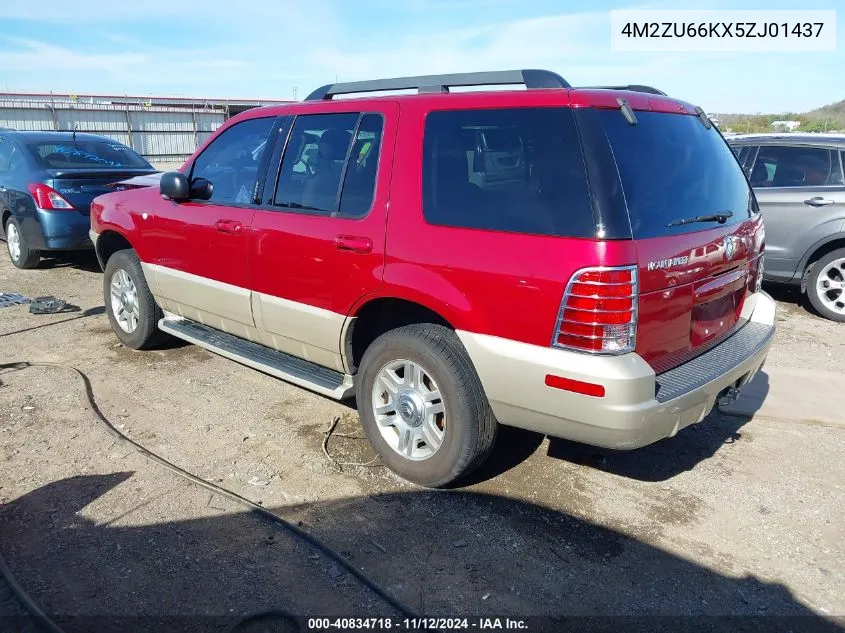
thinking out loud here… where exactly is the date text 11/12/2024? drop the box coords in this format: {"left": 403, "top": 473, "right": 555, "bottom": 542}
{"left": 307, "top": 617, "right": 529, "bottom": 630}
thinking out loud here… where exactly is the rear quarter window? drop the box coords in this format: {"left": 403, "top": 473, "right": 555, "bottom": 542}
{"left": 422, "top": 107, "right": 595, "bottom": 238}
{"left": 599, "top": 110, "right": 752, "bottom": 239}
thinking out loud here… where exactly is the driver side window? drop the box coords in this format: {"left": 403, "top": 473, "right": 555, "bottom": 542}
{"left": 190, "top": 117, "right": 276, "bottom": 205}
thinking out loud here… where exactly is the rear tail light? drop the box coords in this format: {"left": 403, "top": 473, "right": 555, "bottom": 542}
{"left": 552, "top": 266, "right": 638, "bottom": 354}
{"left": 27, "top": 183, "right": 75, "bottom": 210}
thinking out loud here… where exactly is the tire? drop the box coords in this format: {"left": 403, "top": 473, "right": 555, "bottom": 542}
{"left": 356, "top": 324, "right": 497, "bottom": 488}
{"left": 806, "top": 249, "right": 845, "bottom": 323}
{"left": 5, "top": 217, "right": 40, "bottom": 269}
{"left": 103, "top": 249, "right": 166, "bottom": 349}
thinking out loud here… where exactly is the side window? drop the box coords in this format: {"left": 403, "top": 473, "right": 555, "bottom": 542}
{"left": 0, "top": 140, "right": 12, "bottom": 173}
{"left": 750, "top": 145, "right": 840, "bottom": 188}
{"left": 422, "top": 107, "right": 594, "bottom": 238}
{"left": 190, "top": 117, "right": 275, "bottom": 205}
{"left": 833, "top": 151, "right": 845, "bottom": 186}
{"left": 273, "top": 112, "right": 375, "bottom": 216}
{"left": 338, "top": 114, "right": 384, "bottom": 218}
{"left": 736, "top": 146, "right": 754, "bottom": 173}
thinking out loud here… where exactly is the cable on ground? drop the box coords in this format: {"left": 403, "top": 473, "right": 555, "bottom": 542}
{"left": 0, "top": 361, "right": 418, "bottom": 632}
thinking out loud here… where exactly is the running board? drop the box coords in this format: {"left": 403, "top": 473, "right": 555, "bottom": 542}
{"left": 159, "top": 318, "right": 354, "bottom": 400}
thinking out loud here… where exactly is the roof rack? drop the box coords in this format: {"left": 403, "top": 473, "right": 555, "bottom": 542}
{"left": 305, "top": 69, "right": 570, "bottom": 101}
{"left": 580, "top": 85, "right": 667, "bottom": 96}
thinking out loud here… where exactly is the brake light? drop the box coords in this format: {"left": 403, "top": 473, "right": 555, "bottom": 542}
{"left": 27, "top": 183, "right": 75, "bottom": 210}
{"left": 552, "top": 266, "right": 638, "bottom": 354}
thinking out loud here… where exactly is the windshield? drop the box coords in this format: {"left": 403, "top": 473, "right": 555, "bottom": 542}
{"left": 28, "top": 140, "right": 152, "bottom": 170}
{"left": 598, "top": 110, "right": 752, "bottom": 239}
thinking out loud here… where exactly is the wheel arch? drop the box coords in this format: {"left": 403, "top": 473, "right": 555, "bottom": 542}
{"left": 344, "top": 295, "right": 458, "bottom": 374}
{"left": 95, "top": 230, "right": 134, "bottom": 271}
{"left": 798, "top": 232, "right": 845, "bottom": 292}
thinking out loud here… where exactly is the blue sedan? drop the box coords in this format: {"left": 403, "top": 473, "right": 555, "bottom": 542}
{"left": 0, "top": 130, "right": 157, "bottom": 269}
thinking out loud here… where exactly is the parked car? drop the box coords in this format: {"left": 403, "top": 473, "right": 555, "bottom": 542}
{"left": 729, "top": 133, "right": 845, "bottom": 322}
{"left": 0, "top": 130, "right": 156, "bottom": 269}
{"left": 90, "top": 70, "right": 775, "bottom": 487}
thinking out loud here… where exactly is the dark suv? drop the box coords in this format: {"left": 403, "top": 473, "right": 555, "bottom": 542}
{"left": 729, "top": 133, "right": 845, "bottom": 321}
{"left": 91, "top": 70, "right": 775, "bottom": 487}
{"left": 0, "top": 130, "right": 155, "bottom": 268}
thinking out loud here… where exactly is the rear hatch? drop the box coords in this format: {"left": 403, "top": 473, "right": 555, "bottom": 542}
{"left": 47, "top": 169, "right": 158, "bottom": 214}
{"left": 591, "top": 103, "right": 764, "bottom": 373}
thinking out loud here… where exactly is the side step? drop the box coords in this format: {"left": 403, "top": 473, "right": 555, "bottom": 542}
{"left": 159, "top": 317, "right": 354, "bottom": 400}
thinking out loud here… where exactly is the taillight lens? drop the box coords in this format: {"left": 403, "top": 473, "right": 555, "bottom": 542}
{"left": 552, "top": 266, "right": 638, "bottom": 354}
{"left": 27, "top": 183, "right": 75, "bottom": 210}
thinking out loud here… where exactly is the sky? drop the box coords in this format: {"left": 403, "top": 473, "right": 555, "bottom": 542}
{"left": 0, "top": 0, "right": 841, "bottom": 113}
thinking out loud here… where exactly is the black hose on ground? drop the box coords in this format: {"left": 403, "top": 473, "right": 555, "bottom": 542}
{"left": 0, "top": 361, "right": 418, "bottom": 632}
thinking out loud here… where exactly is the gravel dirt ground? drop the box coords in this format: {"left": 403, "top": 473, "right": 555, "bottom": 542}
{"left": 0, "top": 251, "right": 843, "bottom": 633}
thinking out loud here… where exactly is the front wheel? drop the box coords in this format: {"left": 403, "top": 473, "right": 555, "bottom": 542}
{"left": 806, "top": 249, "right": 845, "bottom": 323}
{"left": 356, "top": 324, "right": 497, "bottom": 488}
{"left": 103, "top": 249, "right": 167, "bottom": 349}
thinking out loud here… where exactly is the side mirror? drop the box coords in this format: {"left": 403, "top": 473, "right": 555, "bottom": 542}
{"left": 160, "top": 171, "right": 190, "bottom": 202}
{"left": 189, "top": 177, "right": 213, "bottom": 201}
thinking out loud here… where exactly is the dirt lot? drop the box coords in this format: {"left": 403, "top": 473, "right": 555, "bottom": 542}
{"left": 1, "top": 251, "right": 843, "bottom": 632}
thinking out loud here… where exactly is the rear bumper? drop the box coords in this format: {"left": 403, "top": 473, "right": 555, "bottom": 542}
{"left": 458, "top": 291, "right": 776, "bottom": 449}
{"left": 21, "top": 208, "right": 92, "bottom": 251}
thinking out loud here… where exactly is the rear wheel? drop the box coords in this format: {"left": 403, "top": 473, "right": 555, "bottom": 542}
{"left": 103, "top": 249, "right": 166, "bottom": 349}
{"left": 5, "top": 218, "right": 40, "bottom": 269}
{"left": 356, "top": 324, "right": 497, "bottom": 488}
{"left": 807, "top": 249, "right": 845, "bottom": 323}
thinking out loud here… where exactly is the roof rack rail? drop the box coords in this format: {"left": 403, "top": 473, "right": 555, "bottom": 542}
{"left": 580, "top": 85, "right": 667, "bottom": 96}
{"left": 305, "top": 69, "right": 570, "bottom": 101}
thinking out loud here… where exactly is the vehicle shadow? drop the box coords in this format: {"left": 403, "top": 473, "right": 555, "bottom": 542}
{"left": 0, "top": 474, "right": 840, "bottom": 633}
{"left": 38, "top": 251, "right": 101, "bottom": 273}
{"left": 546, "top": 407, "right": 756, "bottom": 482}
{"left": 330, "top": 401, "right": 546, "bottom": 486}
{"left": 762, "top": 282, "right": 823, "bottom": 319}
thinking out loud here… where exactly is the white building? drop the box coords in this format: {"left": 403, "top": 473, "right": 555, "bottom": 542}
{"left": 770, "top": 120, "right": 801, "bottom": 132}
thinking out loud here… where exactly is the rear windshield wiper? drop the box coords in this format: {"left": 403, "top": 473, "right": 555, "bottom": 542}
{"left": 666, "top": 211, "right": 733, "bottom": 227}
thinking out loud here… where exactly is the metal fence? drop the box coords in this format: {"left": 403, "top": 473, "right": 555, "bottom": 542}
{"left": 0, "top": 95, "right": 285, "bottom": 164}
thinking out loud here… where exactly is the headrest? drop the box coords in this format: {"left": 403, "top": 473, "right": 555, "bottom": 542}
{"left": 319, "top": 129, "right": 352, "bottom": 161}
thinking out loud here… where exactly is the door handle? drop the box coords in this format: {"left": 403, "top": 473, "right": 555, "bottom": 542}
{"left": 334, "top": 235, "right": 373, "bottom": 253}
{"left": 804, "top": 197, "right": 835, "bottom": 207}
{"left": 215, "top": 219, "right": 243, "bottom": 235}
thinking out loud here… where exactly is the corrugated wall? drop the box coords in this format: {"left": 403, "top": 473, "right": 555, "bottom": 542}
{"left": 0, "top": 100, "right": 227, "bottom": 164}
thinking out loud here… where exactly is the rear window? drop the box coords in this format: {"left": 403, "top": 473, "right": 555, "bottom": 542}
{"left": 422, "top": 107, "right": 595, "bottom": 238}
{"left": 28, "top": 140, "right": 151, "bottom": 169}
{"left": 599, "top": 111, "right": 752, "bottom": 239}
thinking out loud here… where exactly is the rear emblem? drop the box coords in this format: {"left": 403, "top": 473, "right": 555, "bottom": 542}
{"left": 646, "top": 256, "right": 689, "bottom": 271}
{"left": 724, "top": 236, "right": 735, "bottom": 259}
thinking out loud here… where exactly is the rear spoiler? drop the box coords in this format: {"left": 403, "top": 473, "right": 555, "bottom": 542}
{"left": 47, "top": 168, "right": 159, "bottom": 180}
{"left": 105, "top": 172, "right": 164, "bottom": 189}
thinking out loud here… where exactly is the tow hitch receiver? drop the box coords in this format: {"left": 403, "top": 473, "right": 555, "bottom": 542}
{"left": 717, "top": 386, "right": 741, "bottom": 407}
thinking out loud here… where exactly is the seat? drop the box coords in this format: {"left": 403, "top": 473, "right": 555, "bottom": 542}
{"left": 749, "top": 161, "right": 770, "bottom": 186}
{"left": 772, "top": 165, "right": 805, "bottom": 187}
{"left": 302, "top": 128, "right": 352, "bottom": 212}
{"left": 44, "top": 152, "right": 69, "bottom": 167}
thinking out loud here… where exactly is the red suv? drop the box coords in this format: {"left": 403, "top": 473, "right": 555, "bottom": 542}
{"left": 90, "top": 70, "right": 775, "bottom": 487}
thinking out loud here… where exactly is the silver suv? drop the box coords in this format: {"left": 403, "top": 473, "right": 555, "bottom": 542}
{"left": 729, "top": 133, "right": 845, "bottom": 322}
